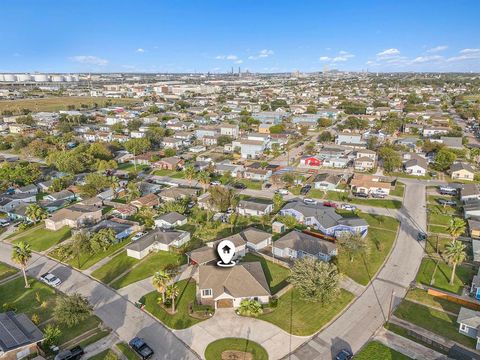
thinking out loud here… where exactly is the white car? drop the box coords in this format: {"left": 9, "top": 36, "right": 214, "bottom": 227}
{"left": 210, "top": 181, "right": 221, "bottom": 186}
{"left": 131, "top": 232, "right": 146, "bottom": 241}
{"left": 275, "top": 189, "right": 289, "bottom": 195}
{"left": 303, "top": 198, "right": 316, "bottom": 205}
{"left": 340, "top": 204, "right": 356, "bottom": 211}
{"left": 40, "top": 272, "right": 61, "bottom": 287}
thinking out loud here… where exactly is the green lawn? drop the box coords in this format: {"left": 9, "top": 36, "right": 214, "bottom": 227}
{"left": 88, "top": 349, "right": 118, "bottom": 360}
{"left": 116, "top": 343, "right": 138, "bottom": 360}
{"left": 111, "top": 251, "right": 186, "bottom": 289}
{"left": 416, "top": 258, "right": 475, "bottom": 294}
{"left": 337, "top": 214, "right": 400, "bottom": 285}
{"left": 390, "top": 182, "right": 405, "bottom": 198}
{"left": 405, "top": 288, "right": 461, "bottom": 314}
{"left": 425, "top": 235, "right": 451, "bottom": 255}
{"left": 142, "top": 279, "right": 204, "bottom": 329}
{"left": 204, "top": 338, "right": 269, "bottom": 360}
{"left": 325, "top": 191, "right": 402, "bottom": 209}
{"left": 308, "top": 189, "right": 325, "bottom": 199}
{"left": 13, "top": 226, "right": 71, "bottom": 252}
{"left": 91, "top": 251, "right": 140, "bottom": 284}
{"left": 241, "top": 253, "right": 290, "bottom": 294}
{"left": 118, "top": 163, "right": 150, "bottom": 172}
{"left": 354, "top": 341, "right": 411, "bottom": 360}
{"left": 152, "top": 169, "right": 176, "bottom": 176}
{"left": 0, "top": 262, "right": 18, "bottom": 281}
{"left": 394, "top": 300, "right": 476, "bottom": 349}
{"left": 428, "top": 224, "right": 449, "bottom": 235}
{"left": 238, "top": 179, "right": 263, "bottom": 190}
{"left": 258, "top": 288, "right": 354, "bottom": 336}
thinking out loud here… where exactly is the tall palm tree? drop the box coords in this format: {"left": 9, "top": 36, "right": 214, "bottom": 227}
{"left": 25, "top": 204, "right": 47, "bottom": 224}
{"left": 184, "top": 166, "right": 196, "bottom": 186}
{"left": 152, "top": 270, "right": 171, "bottom": 303}
{"left": 447, "top": 217, "right": 466, "bottom": 242}
{"left": 166, "top": 284, "right": 180, "bottom": 313}
{"left": 444, "top": 240, "right": 466, "bottom": 285}
{"left": 196, "top": 171, "right": 211, "bottom": 192}
{"left": 11, "top": 241, "right": 32, "bottom": 288}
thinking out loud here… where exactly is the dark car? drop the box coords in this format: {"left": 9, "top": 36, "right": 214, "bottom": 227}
{"left": 129, "top": 337, "right": 154, "bottom": 360}
{"left": 417, "top": 232, "right": 427, "bottom": 241}
{"left": 232, "top": 182, "right": 247, "bottom": 190}
{"left": 335, "top": 349, "right": 353, "bottom": 360}
{"left": 54, "top": 346, "right": 84, "bottom": 360}
{"left": 264, "top": 183, "right": 272, "bottom": 189}
{"left": 437, "top": 198, "right": 456, "bottom": 206}
{"left": 300, "top": 185, "right": 312, "bottom": 195}
{"left": 353, "top": 192, "right": 369, "bottom": 198}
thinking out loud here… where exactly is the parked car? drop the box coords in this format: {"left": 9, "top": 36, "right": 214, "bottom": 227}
{"left": 129, "top": 337, "right": 154, "bottom": 360}
{"left": 187, "top": 201, "right": 195, "bottom": 209}
{"left": 323, "top": 201, "right": 337, "bottom": 208}
{"left": 264, "top": 183, "right": 272, "bottom": 189}
{"left": 0, "top": 219, "right": 10, "bottom": 227}
{"left": 40, "top": 272, "right": 62, "bottom": 287}
{"left": 232, "top": 182, "right": 247, "bottom": 189}
{"left": 353, "top": 192, "right": 369, "bottom": 198}
{"left": 210, "top": 180, "right": 221, "bottom": 186}
{"left": 335, "top": 349, "right": 353, "bottom": 360}
{"left": 371, "top": 192, "right": 386, "bottom": 199}
{"left": 437, "top": 198, "right": 456, "bottom": 206}
{"left": 417, "top": 232, "right": 427, "bottom": 241}
{"left": 303, "top": 198, "right": 316, "bottom": 205}
{"left": 275, "top": 189, "right": 289, "bottom": 195}
{"left": 54, "top": 346, "right": 84, "bottom": 360}
{"left": 340, "top": 204, "right": 356, "bottom": 211}
{"left": 132, "top": 232, "right": 146, "bottom": 241}
{"left": 300, "top": 185, "right": 312, "bottom": 195}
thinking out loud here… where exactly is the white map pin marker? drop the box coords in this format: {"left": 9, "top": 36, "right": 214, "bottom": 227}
{"left": 217, "top": 240, "right": 235, "bottom": 267}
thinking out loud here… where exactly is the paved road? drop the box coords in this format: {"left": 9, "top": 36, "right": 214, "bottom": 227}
{"left": 0, "top": 242, "right": 199, "bottom": 360}
{"left": 284, "top": 182, "right": 427, "bottom": 359}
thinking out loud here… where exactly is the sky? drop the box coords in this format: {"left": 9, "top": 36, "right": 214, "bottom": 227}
{"left": 0, "top": 0, "right": 479, "bottom": 73}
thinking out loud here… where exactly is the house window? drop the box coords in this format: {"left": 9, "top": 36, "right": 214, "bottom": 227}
{"left": 460, "top": 323, "right": 468, "bottom": 332}
{"left": 201, "top": 289, "right": 212, "bottom": 297}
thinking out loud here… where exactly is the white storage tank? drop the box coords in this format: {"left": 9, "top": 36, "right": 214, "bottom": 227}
{"left": 3, "top": 74, "right": 16, "bottom": 82}
{"left": 16, "top": 74, "right": 32, "bottom": 82}
{"left": 33, "top": 74, "right": 49, "bottom": 82}
{"left": 51, "top": 75, "right": 65, "bottom": 82}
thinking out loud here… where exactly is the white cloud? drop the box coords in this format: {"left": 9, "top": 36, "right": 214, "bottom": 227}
{"left": 426, "top": 45, "right": 448, "bottom": 53}
{"left": 447, "top": 48, "right": 480, "bottom": 62}
{"left": 215, "top": 54, "right": 239, "bottom": 61}
{"left": 248, "top": 49, "right": 274, "bottom": 60}
{"left": 69, "top": 55, "right": 108, "bottom": 66}
{"left": 136, "top": 48, "right": 145, "bottom": 53}
{"left": 377, "top": 48, "right": 400, "bottom": 58}
{"left": 319, "top": 56, "right": 331, "bottom": 61}
{"left": 411, "top": 55, "right": 443, "bottom": 64}
{"left": 319, "top": 50, "right": 354, "bottom": 63}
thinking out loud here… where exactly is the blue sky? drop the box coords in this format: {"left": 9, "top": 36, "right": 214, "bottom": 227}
{"left": 1, "top": 0, "right": 479, "bottom": 73}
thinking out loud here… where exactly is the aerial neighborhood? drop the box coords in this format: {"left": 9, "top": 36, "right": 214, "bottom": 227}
{"left": 0, "top": 69, "right": 480, "bottom": 360}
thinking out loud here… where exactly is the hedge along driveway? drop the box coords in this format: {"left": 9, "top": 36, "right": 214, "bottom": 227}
{"left": 13, "top": 225, "right": 71, "bottom": 252}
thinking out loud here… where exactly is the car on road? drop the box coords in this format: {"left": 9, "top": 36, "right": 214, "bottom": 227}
{"left": 232, "top": 182, "right": 247, "bottom": 189}
{"left": 303, "top": 198, "right": 316, "bottom": 205}
{"left": 40, "top": 272, "right": 62, "bottom": 287}
{"left": 132, "top": 232, "right": 146, "bottom": 241}
{"left": 129, "top": 337, "right": 154, "bottom": 360}
{"left": 417, "top": 232, "right": 427, "bottom": 241}
{"left": 340, "top": 203, "right": 356, "bottom": 211}
{"left": 437, "top": 198, "right": 456, "bottom": 206}
{"left": 210, "top": 180, "right": 221, "bottom": 186}
{"left": 353, "top": 192, "right": 369, "bottom": 198}
{"left": 335, "top": 349, "right": 353, "bottom": 360}
{"left": 275, "top": 189, "right": 289, "bottom": 195}
{"left": 323, "top": 201, "right": 337, "bottom": 208}
{"left": 54, "top": 346, "right": 84, "bottom": 360}
{"left": 300, "top": 185, "right": 312, "bottom": 195}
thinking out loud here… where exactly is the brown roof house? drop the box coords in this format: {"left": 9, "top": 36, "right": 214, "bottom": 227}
{"left": 130, "top": 193, "right": 161, "bottom": 209}
{"left": 126, "top": 229, "right": 190, "bottom": 259}
{"left": 450, "top": 162, "right": 475, "bottom": 181}
{"left": 153, "top": 156, "right": 184, "bottom": 170}
{"left": 45, "top": 204, "right": 102, "bottom": 231}
{"left": 198, "top": 262, "right": 271, "bottom": 309}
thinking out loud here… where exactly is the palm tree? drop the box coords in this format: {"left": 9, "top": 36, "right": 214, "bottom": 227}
{"left": 125, "top": 182, "right": 141, "bottom": 202}
{"left": 11, "top": 241, "right": 32, "bottom": 288}
{"left": 196, "top": 171, "right": 211, "bottom": 192}
{"left": 165, "top": 284, "right": 180, "bottom": 313}
{"left": 184, "top": 166, "right": 196, "bottom": 186}
{"left": 25, "top": 204, "right": 47, "bottom": 224}
{"left": 238, "top": 299, "right": 263, "bottom": 317}
{"left": 447, "top": 217, "right": 466, "bottom": 242}
{"left": 109, "top": 177, "right": 120, "bottom": 199}
{"left": 260, "top": 214, "right": 272, "bottom": 230}
{"left": 152, "top": 270, "right": 171, "bottom": 303}
{"left": 443, "top": 240, "right": 466, "bottom": 285}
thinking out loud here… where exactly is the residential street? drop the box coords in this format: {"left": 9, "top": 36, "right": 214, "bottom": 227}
{"left": 284, "top": 182, "right": 427, "bottom": 359}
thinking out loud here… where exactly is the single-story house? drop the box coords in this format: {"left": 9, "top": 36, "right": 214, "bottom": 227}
{"left": 197, "top": 262, "right": 270, "bottom": 309}
{"left": 313, "top": 173, "right": 342, "bottom": 191}
{"left": 154, "top": 211, "right": 187, "bottom": 229}
{"left": 186, "top": 246, "right": 218, "bottom": 265}
{"left": 450, "top": 163, "right": 475, "bottom": 181}
{"left": 354, "top": 156, "right": 376, "bottom": 171}
{"left": 45, "top": 204, "right": 102, "bottom": 230}
{"left": 403, "top": 153, "right": 428, "bottom": 176}
{"left": 300, "top": 156, "right": 322, "bottom": 167}
{"left": 349, "top": 174, "right": 391, "bottom": 195}
{"left": 126, "top": 229, "right": 190, "bottom": 259}
{"left": 154, "top": 156, "right": 184, "bottom": 170}
{"left": 461, "top": 184, "right": 480, "bottom": 202}
{"left": 89, "top": 218, "right": 141, "bottom": 240}
{"left": 457, "top": 307, "right": 480, "bottom": 350}
{"left": 130, "top": 193, "right": 161, "bottom": 209}
{"left": 158, "top": 187, "right": 198, "bottom": 202}
{"left": 464, "top": 199, "right": 480, "bottom": 219}
{"left": 469, "top": 218, "right": 480, "bottom": 239}
{"left": 273, "top": 230, "right": 338, "bottom": 262}
{"left": 237, "top": 198, "right": 273, "bottom": 216}
{"left": 14, "top": 184, "right": 38, "bottom": 196}
{"left": 43, "top": 190, "right": 76, "bottom": 202}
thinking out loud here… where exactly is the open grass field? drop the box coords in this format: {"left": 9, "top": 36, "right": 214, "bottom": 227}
{"left": 0, "top": 96, "right": 139, "bottom": 114}
{"left": 355, "top": 341, "right": 411, "bottom": 360}
{"left": 12, "top": 225, "right": 71, "bottom": 252}
{"left": 204, "top": 338, "right": 269, "bottom": 360}
{"left": 258, "top": 288, "right": 354, "bottom": 336}
{"left": 0, "top": 262, "right": 18, "bottom": 281}
{"left": 241, "top": 253, "right": 290, "bottom": 294}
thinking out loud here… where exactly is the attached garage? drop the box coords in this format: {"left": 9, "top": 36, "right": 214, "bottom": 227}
{"left": 216, "top": 299, "right": 234, "bottom": 308}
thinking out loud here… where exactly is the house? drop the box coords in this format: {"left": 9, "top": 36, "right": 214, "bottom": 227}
{"left": 469, "top": 218, "right": 480, "bottom": 239}
{"left": 273, "top": 230, "right": 338, "bottom": 262}
{"left": 404, "top": 154, "right": 428, "bottom": 176}
{"left": 457, "top": 307, "right": 480, "bottom": 350}
{"left": 423, "top": 126, "right": 450, "bottom": 137}
{"left": 0, "top": 311, "right": 44, "bottom": 360}
{"left": 354, "top": 156, "right": 376, "bottom": 171}
{"left": 43, "top": 190, "right": 75, "bottom": 202}
{"left": 45, "top": 204, "right": 102, "bottom": 230}
{"left": 313, "top": 173, "right": 342, "bottom": 191}
{"left": 14, "top": 184, "right": 38, "bottom": 196}
{"left": 323, "top": 157, "right": 350, "bottom": 168}
{"left": 464, "top": 199, "right": 480, "bottom": 219}
{"left": 279, "top": 200, "right": 369, "bottom": 237}
{"left": 90, "top": 218, "right": 141, "bottom": 240}
{"left": 440, "top": 136, "right": 464, "bottom": 150}
{"left": 461, "top": 184, "right": 480, "bottom": 202}
{"left": 186, "top": 246, "right": 218, "bottom": 266}
{"left": 220, "top": 124, "right": 239, "bottom": 138}
{"left": 349, "top": 174, "right": 392, "bottom": 195}
{"left": 154, "top": 211, "right": 187, "bottom": 229}
{"left": 471, "top": 268, "right": 480, "bottom": 300}
{"left": 237, "top": 198, "right": 273, "bottom": 216}
{"left": 126, "top": 229, "right": 190, "bottom": 259}
{"left": 130, "top": 193, "right": 160, "bottom": 209}
{"left": 158, "top": 187, "right": 197, "bottom": 202}
{"left": 154, "top": 156, "right": 184, "bottom": 170}
{"left": 335, "top": 134, "right": 366, "bottom": 148}
{"left": 300, "top": 156, "right": 322, "bottom": 167}
{"left": 450, "top": 163, "right": 475, "bottom": 181}
{"left": 232, "top": 139, "right": 266, "bottom": 159}
{"left": 197, "top": 262, "right": 270, "bottom": 309}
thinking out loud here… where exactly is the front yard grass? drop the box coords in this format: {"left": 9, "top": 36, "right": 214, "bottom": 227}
{"left": 355, "top": 341, "right": 411, "bottom": 360}
{"left": 91, "top": 251, "right": 140, "bottom": 284}
{"left": 237, "top": 179, "right": 263, "bottom": 190}
{"left": 142, "top": 279, "right": 204, "bottom": 329}
{"left": 405, "top": 288, "right": 461, "bottom": 314}
{"left": 152, "top": 169, "right": 176, "bottom": 176}
{"left": 13, "top": 225, "right": 71, "bottom": 252}
{"left": 204, "top": 338, "right": 268, "bottom": 360}
{"left": 0, "top": 262, "right": 18, "bottom": 281}
{"left": 88, "top": 349, "right": 118, "bottom": 360}
{"left": 115, "top": 342, "right": 138, "bottom": 360}
{"left": 241, "top": 253, "right": 290, "bottom": 294}
{"left": 425, "top": 235, "right": 451, "bottom": 255}
{"left": 258, "top": 288, "right": 354, "bottom": 336}
{"left": 394, "top": 299, "right": 476, "bottom": 349}
{"left": 325, "top": 191, "right": 402, "bottom": 209}
{"left": 390, "top": 182, "right": 405, "bottom": 198}
{"left": 111, "top": 251, "right": 186, "bottom": 289}
{"left": 416, "top": 258, "right": 475, "bottom": 295}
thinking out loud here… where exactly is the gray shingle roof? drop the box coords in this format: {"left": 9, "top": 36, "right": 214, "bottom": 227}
{"left": 274, "top": 230, "right": 337, "bottom": 255}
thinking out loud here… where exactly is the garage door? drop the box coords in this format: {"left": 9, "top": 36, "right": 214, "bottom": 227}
{"left": 217, "top": 299, "right": 234, "bottom": 308}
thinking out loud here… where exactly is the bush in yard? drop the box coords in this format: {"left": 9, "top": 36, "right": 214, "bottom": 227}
{"left": 54, "top": 293, "right": 93, "bottom": 327}
{"left": 238, "top": 299, "right": 263, "bottom": 317}
{"left": 43, "top": 324, "right": 62, "bottom": 348}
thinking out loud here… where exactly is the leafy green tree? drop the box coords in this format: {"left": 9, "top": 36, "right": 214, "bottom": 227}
{"left": 90, "top": 228, "right": 116, "bottom": 252}
{"left": 273, "top": 193, "right": 284, "bottom": 213}
{"left": 125, "top": 182, "right": 141, "bottom": 202}
{"left": 42, "top": 324, "right": 62, "bottom": 348}
{"left": 444, "top": 241, "right": 466, "bottom": 285}
{"left": 54, "top": 293, "right": 93, "bottom": 327}
{"left": 184, "top": 165, "right": 196, "bottom": 186}
{"left": 433, "top": 149, "right": 457, "bottom": 171}
{"left": 289, "top": 257, "right": 340, "bottom": 302}
{"left": 11, "top": 241, "right": 32, "bottom": 288}
{"left": 70, "top": 230, "right": 91, "bottom": 268}
{"left": 127, "top": 119, "right": 143, "bottom": 131}
{"left": 208, "top": 186, "right": 236, "bottom": 212}
{"left": 275, "top": 215, "right": 298, "bottom": 229}
{"left": 238, "top": 299, "right": 263, "bottom": 317}
{"left": 124, "top": 138, "right": 151, "bottom": 155}
{"left": 25, "top": 204, "right": 47, "bottom": 224}
{"left": 88, "top": 142, "right": 113, "bottom": 160}
{"left": 281, "top": 173, "right": 295, "bottom": 188}
{"left": 378, "top": 146, "right": 402, "bottom": 173}
{"left": 337, "top": 231, "right": 367, "bottom": 262}
{"left": 159, "top": 201, "right": 187, "bottom": 215}
{"left": 217, "top": 135, "right": 233, "bottom": 146}
{"left": 306, "top": 105, "right": 317, "bottom": 114}
{"left": 318, "top": 131, "right": 332, "bottom": 143}
{"left": 269, "top": 124, "right": 285, "bottom": 134}
{"left": 317, "top": 118, "right": 332, "bottom": 128}
{"left": 196, "top": 171, "right": 211, "bottom": 191}
{"left": 137, "top": 207, "right": 155, "bottom": 229}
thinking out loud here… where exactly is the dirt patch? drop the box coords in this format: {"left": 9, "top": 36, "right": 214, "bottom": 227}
{"left": 221, "top": 350, "right": 253, "bottom": 360}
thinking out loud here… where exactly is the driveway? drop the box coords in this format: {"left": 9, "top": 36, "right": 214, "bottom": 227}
{"left": 0, "top": 242, "right": 199, "bottom": 360}
{"left": 285, "top": 182, "right": 427, "bottom": 359}
{"left": 174, "top": 309, "right": 309, "bottom": 360}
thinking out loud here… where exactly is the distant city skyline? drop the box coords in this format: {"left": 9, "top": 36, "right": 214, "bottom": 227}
{"left": 1, "top": 0, "right": 479, "bottom": 73}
